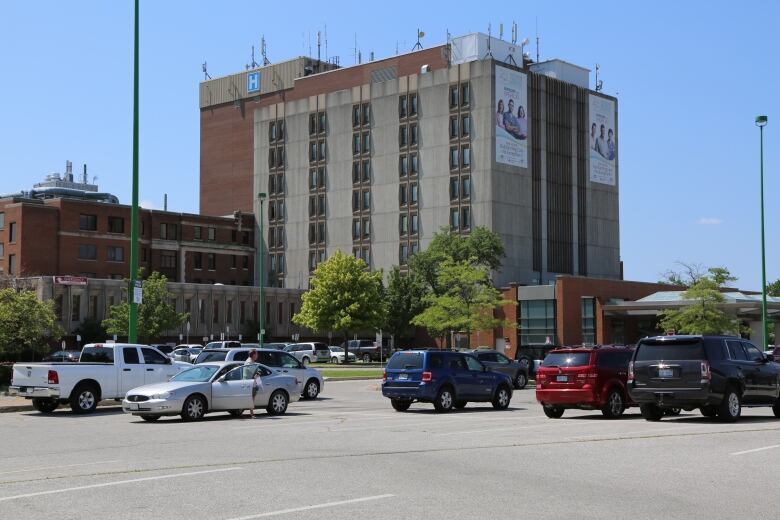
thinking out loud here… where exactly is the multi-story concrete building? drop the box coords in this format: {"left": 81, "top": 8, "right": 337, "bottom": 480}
{"left": 200, "top": 33, "right": 621, "bottom": 289}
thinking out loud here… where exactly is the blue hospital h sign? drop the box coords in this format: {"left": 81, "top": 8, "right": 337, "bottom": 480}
{"left": 247, "top": 71, "right": 261, "bottom": 93}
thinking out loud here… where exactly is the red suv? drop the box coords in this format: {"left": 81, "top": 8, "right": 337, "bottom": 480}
{"left": 536, "top": 346, "right": 635, "bottom": 419}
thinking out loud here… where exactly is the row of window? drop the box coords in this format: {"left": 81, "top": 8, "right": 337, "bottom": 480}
{"left": 268, "top": 173, "right": 285, "bottom": 195}
{"left": 268, "top": 226, "right": 285, "bottom": 249}
{"left": 268, "top": 147, "right": 285, "bottom": 169}
{"left": 449, "top": 176, "right": 471, "bottom": 201}
{"left": 192, "top": 252, "right": 250, "bottom": 271}
{"left": 269, "top": 252, "right": 285, "bottom": 276}
{"left": 268, "top": 200, "right": 284, "bottom": 222}
{"left": 450, "top": 206, "right": 472, "bottom": 231}
{"left": 352, "top": 218, "right": 371, "bottom": 240}
{"left": 449, "top": 115, "right": 471, "bottom": 139}
{"left": 269, "top": 120, "right": 285, "bottom": 142}
{"left": 309, "top": 168, "right": 326, "bottom": 190}
{"left": 352, "top": 132, "right": 371, "bottom": 156}
{"left": 399, "top": 241, "right": 420, "bottom": 264}
{"left": 309, "top": 140, "right": 327, "bottom": 163}
{"left": 399, "top": 183, "right": 419, "bottom": 206}
{"left": 352, "top": 103, "right": 371, "bottom": 128}
{"left": 309, "top": 111, "right": 327, "bottom": 136}
{"left": 449, "top": 145, "right": 471, "bottom": 170}
{"left": 308, "top": 222, "right": 327, "bottom": 245}
{"left": 399, "top": 123, "right": 419, "bottom": 148}
{"left": 399, "top": 153, "right": 419, "bottom": 176}
{"left": 78, "top": 245, "right": 124, "bottom": 262}
{"left": 399, "top": 213, "right": 419, "bottom": 236}
{"left": 352, "top": 161, "right": 371, "bottom": 184}
{"left": 79, "top": 215, "right": 125, "bottom": 233}
{"left": 352, "top": 246, "right": 370, "bottom": 266}
{"left": 309, "top": 194, "right": 327, "bottom": 217}
{"left": 450, "top": 82, "right": 471, "bottom": 109}
{"left": 398, "top": 93, "right": 419, "bottom": 119}
{"left": 309, "top": 249, "right": 327, "bottom": 271}
{"left": 351, "top": 190, "right": 370, "bottom": 213}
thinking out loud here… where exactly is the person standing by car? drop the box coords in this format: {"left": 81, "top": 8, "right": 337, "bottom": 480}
{"left": 244, "top": 350, "right": 260, "bottom": 417}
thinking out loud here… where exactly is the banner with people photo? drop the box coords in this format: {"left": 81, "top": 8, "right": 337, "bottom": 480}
{"left": 495, "top": 66, "right": 528, "bottom": 168}
{"left": 588, "top": 94, "right": 617, "bottom": 186}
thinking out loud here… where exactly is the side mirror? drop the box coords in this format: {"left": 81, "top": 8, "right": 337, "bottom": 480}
{"left": 764, "top": 354, "right": 774, "bottom": 363}
{"left": 165, "top": 357, "right": 172, "bottom": 365}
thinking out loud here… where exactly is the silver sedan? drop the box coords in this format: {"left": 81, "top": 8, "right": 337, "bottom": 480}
{"left": 122, "top": 361, "right": 300, "bottom": 422}
{"left": 328, "top": 346, "right": 357, "bottom": 363}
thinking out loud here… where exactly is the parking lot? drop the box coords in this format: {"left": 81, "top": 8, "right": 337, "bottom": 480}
{"left": 1, "top": 380, "right": 779, "bottom": 520}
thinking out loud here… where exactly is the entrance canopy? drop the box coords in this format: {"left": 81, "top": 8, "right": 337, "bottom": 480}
{"left": 602, "top": 291, "right": 780, "bottom": 320}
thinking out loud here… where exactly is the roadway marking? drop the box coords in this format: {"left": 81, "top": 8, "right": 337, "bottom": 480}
{"left": 225, "top": 494, "right": 395, "bottom": 519}
{"left": 0, "top": 467, "right": 242, "bottom": 502}
{"left": 0, "top": 460, "right": 121, "bottom": 477}
{"left": 730, "top": 444, "right": 780, "bottom": 456}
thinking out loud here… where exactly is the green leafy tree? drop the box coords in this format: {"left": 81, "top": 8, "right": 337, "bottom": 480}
{"left": 384, "top": 267, "right": 427, "bottom": 341}
{"left": 292, "top": 251, "right": 386, "bottom": 362}
{"left": 102, "top": 271, "right": 189, "bottom": 342}
{"left": 659, "top": 276, "right": 738, "bottom": 335}
{"left": 411, "top": 259, "right": 513, "bottom": 348}
{"left": 767, "top": 279, "right": 780, "bottom": 297}
{"left": 0, "top": 288, "right": 62, "bottom": 355}
{"left": 659, "top": 262, "right": 737, "bottom": 289}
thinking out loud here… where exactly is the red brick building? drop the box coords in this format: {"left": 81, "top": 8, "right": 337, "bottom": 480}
{"left": 0, "top": 196, "right": 255, "bottom": 285}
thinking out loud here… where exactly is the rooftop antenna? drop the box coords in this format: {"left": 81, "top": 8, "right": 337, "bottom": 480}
{"left": 324, "top": 24, "right": 328, "bottom": 61}
{"left": 483, "top": 23, "right": 494, "bottom": 59}
{"left": 395, "top": 41, "right": 399, "bottom": 55}
{"left": 595, "top": 63, "right": 603, "bottom": 91}
{"left": 499, "top": 23, "right": 504, "bottom": 40}
{"left": 246, "top": 45, "right": 259, "bottom": 70}
{"left": 261, "top": 36, "right": 270, "bottom": 66}
{"left": 412, "top": 28, "right": 424, "bottom": 51}
{"left": 511, "top": 21, "right": 517, "bottom": 44}
{"left": 307, "top": 31, "right": 312, "bottom": 58}
{"left": 202, "top": 61, "right": 211, "bottom": 80}
{"left": 317, "top": 31, "right": 321, "bottom": 64}
{"left": 535, "top": 17, "right": 540, "bottom": 62}
{"left": 353, "top": 33, "right": 359, "bottom": 64}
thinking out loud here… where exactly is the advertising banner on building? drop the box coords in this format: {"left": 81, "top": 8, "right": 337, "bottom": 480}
{"left": 588, "top": 94, "right": 617, "bottom": 186}
{"left": 495, "top": 65, "right": 528, "bottom": 168}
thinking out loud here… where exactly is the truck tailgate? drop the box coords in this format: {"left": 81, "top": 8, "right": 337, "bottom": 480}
{"left": 12, "top": 364, "right": 54, "bottom": 387}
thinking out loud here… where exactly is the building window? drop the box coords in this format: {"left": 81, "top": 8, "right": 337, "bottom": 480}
{"left": 461, "top": 176, "right": 471, "bottom": 199}
{"left": 89, "top": 295, "right": 98, "bottom": 320}
{"left": 519, "top": 299, "right": 558, "bottom": 346}
{"left": 8, "top": 222, "right": 16, "bottom": 243}
{"left": 410, "top": 241, "right": 419, "bottom": 255}
{"left": 450, "top": 147, "right": 459, "bottom": 170}
{"left": 581, "top": 298, "right": 596, "bottom": 345}
{"left": 0, "top": 243, "right": 4, "bottom": 259}
{"left": 8, "top": 254, "right": 16, "bottom": 275}
{"left": 362, "top": 190, "right": 370, "bottom": 211}
{"left": 362, "top": 132, "right": 370, "bottom": 154}
{"left": 79, "top": 214, "right": 97, "bottom": 231}
{"left": 409, "top": 153, "right": 418, "bottom": 175}
{"left": 352, "top": 105, "right": 361, "bottom": 128}
{"left": 309, "top": 113, "right": 317, "bottom": 136}
{"left": 309, "top": 141, "right": 317, "bottom": 162}
{"left": 289, "top": 302, "right": 295, "bottom": 324}
{"left": 0, "top": 212, "right": 4, "bottom": 229}
{"left": 161, "top": 250, "right": 177, "bottom": 269}
{"left": 399, "top": 243, "right": 409, "bottom": 264}
{"left": 318, "top": 111, "right": 327, "bottom": 134}
{"left": 199, "top": 299, "right": 206, "bottom": 324}
{"left": 107, "top": 217, "right": 124, "bottom": 233}
{"left": 462, "top": 145, "right": 471, "bottom": 168}
{"left": 194, "top": 252, "right": 203, "bottom": 270}
{"left": 243, "top": 255, "right": 249, "bottom": 269}
{"left": 399, "top": 126, "right": 408, "bottom": 147}
{"left": 78, "top": 244, "right": 97, "bottom": 260}
{"left": 231, "top": 255, "right": 237, "bottom": 269}
{"left": 450, "top": 208, "right": 460, "bottom": 230}
{"left": 399, "top": 214, "right": 408, "bottom": 235}
{"left": 317, "top": 222, "right": 326, "bottom": 244}
{"left": 460, "top": 82, "right": 470, "bottom": 106}
{"left": 450, "top": 117, "right": 459, "bottom": 139}
{"left": 141, "top": 248, "right": 148, "bottom": 262}
{"left": 410, "top": 93, "right": 418, "bottom": 115}
{"left": 399, "top": 155, "right": 408, "bottom": 177}
{"left": 213, "top": 301, "right": 219, "bottom": 324}
{"left": 268, "top": 148, "right": 276, "bottom": 169}
{"left": 352, "top": 191, "right": 360, "bottom": 213}
{"left": 71, "top": 294, "right": 81, "bottom": 322}
{"left": 410, "top": 123, "right": 418, "bottom": 145}
{"left": 318, "top": 194, "right": 325, "bottom": 216}
{"left": 352, "top": 163, "right": 360, "bottom": 184}
{"left": 207, "top": 253, "right": 216, "bottom": 270}
{"left": 399, "top": 96, "right": 408, "bottom": 118}
{"left": 352, "top": 219, "right": 361, "bottom": 240}
{"left": 410, "top": 213, "right": 419, "bottom": 235}
{"left": 399, "top": 185, "right": 408, "bottom": 206}
{"left": 362, "top": 218, "right": 370, "bottom": 238}
{"left": 194, "top": 226, "right": 202, "bottom": 240}
{"left": 318, "top": 141, "right": 326, "bottom": 161}
{"left": 270, "top": 121, "right": 278, "bottom": 141}
{"left": 461, "top": 115, "right": 471, "bottom": 137}
{"left": 410, "top": 183, "right": 418, "bottom": 205}
{"left": 450, "top": 177, "right": 459, "bottom": 200}
{"left": 160, "top": 223, "right": 178, "bottom": 240}
{"left": 107, "top": 246, "right": 124, "bottom": 262}
{"left": 450, "top": 85, "right": 459, "bottom": 108}
{"left": 461, "top": 206, "right": 471, "bottom": 230}
{"left": 362, "top": 247, "right": 370, "bottom": 265}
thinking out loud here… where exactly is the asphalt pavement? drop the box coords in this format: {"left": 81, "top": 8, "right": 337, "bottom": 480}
{"left": 1, "top": 380, "right": 779, "bottom": 519}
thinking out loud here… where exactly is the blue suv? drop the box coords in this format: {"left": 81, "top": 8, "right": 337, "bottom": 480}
{"left": 382, "top": 350, "right": 513, "bottom": 412}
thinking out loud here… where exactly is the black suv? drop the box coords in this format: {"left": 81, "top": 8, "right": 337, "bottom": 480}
{"left": 628, "top": 335, "right": 780, "bottom": 422}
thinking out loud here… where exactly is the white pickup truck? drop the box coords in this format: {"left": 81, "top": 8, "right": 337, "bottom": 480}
{"left": 9, "top": 343, "right": 190, "bottom": 414}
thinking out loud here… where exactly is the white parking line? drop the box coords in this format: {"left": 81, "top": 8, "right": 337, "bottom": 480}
{"left": 730, "top": 444, "right": 780, "bottom": 456}
{"left": 0, "top": 467, "right": 242, "bottom": 502}
{"left": 0, "top": 460, "right": 121, "bottom": 476}
{"left": 225, "top": 494, "right": 395, "bottom": 519}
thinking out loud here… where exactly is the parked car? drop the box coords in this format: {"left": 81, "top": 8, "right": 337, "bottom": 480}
{"left": 194, "top": 348, "right": 324, "bottom": 400}
{"left": 472, "top": 350, "right": 529, "bottom": 389}
{"left": 149, "top": 344, "right": 176, "bottom": 358}
{"left": 628, "top": 335, "right": 780, "bottom": 422}
{"left": 203, "top": 340, "right": 243, "bottom": 350}
{"left": 284, "top": 343, "right": 330, "bottom": 365}
{"left": 342, "top": 339, "right": 392, "bottom": 363}
{"left": 381, "top": 350, "right": 513, "bottom": 413}
{"left": 42, "top": 350, "right": 81, "bottom": 362}
{"left": 172, "top": 345, "right": 203, "bottom": 363}
{"left": 770, "top": 346, "right": 780, "bottom": 363}
{"left": 328, "top": 346, "right": 357, "bottom": 364}
{"left": 9, "top": 344, "right": 190, "bottom": 414}
{"left": 263, "top": 343, "right": 291, "bottom": 351}
{"left": 535, "top": 345, "right": 635, "bottom": 419}
{"left": 123, "top": 361, "right": 300, "bottom": 422}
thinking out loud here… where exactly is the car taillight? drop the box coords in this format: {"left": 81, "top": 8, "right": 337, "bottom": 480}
{"left": 701, "top": 361, "right": 711, "bottom": 381}
{"left": 421, "top": 371, "right": 432, "bottom": 382}
{"left": 48, "top": 370, "right": 59, "bottom": 385}
{"left": 627, "top": 361, "right": 634, "bottom": 383}
{"left": 382, "top": 371, "right": 387, "bottom": 383}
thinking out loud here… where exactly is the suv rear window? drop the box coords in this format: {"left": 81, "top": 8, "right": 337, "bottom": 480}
{"left": 541, "top": 352, "right": 591, "bottom": 367}
{"left": 387, "top": 352, "right": 424, "bottom": 370}
{"left": 196, "top": 351, "right": 228, "bottom": 363}
{"left": 635, "top": 340, "right": 705, "bottom": 361}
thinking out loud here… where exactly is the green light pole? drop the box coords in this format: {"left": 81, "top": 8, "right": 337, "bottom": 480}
{"left": 257, "top": 192, "right": 267, "bottom": 349}
{"left": 128, "top": 0, "right": 140, "bottom": 343}
{"left": 756, "top": 115, "right": 768, "bottom": 350}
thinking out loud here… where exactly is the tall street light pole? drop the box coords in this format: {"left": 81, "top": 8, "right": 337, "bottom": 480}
{"left": 258, "top": 192, "right": 267, "bottom": 349}
{"left": 128, "top": 0, "right": 141, "bottom": 343}
{"left": 756, "top": 115, "right": 768, "bottom": 350}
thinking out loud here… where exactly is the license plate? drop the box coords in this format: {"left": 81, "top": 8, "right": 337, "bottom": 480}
{"left": 659, "top": 369, "right": 674, "bottom": 378}
{"left": 397, "top": 374, "right": 408, "bottom": 380}
{"left": 556, "top": 375, "right": 568, "bottom": 382}
{"left": 129, "top": 403, "right": 139, "bottom": 411}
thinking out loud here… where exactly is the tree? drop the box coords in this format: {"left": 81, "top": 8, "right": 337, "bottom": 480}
{"left": 102, "top": 271, "right": 189, "bottom": 342}
{"left": 411, "top": 259, "right": 513, "bottom": 348}
{"left": 659, "top": 276, "right": 737, "bottom": 335}
{"left": 0, "top": 288, "right": 62, "bottom": 355}
{"left": 292, "top": 251, "right": 386, "bottom": 362}
{"left": 384, "top": 267, "right": 426, "bottom": 341}
{"left": 659, "top": 262, "right": 736, "bottom": 288}
{"left": 767, "top": 279, "right": 780, "bottom": 297}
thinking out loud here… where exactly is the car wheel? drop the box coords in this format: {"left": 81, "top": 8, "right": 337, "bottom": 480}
{"left": 32, "top": 398, "right": 58, "bottom": 413}
{"left": 267, "top": 390, "right": 288, "bottom": 416}
{"left": 391, "top": 399, "right": 411, "bottom": 412}
{"left": 228, "top": 410, "right": 244, "bottom": 418}
{"left": 492, "top": 385, "right": 511, "bottom": 410}
{"left": 331, "top": 356, "right": 338, "bottom": 364}
{"left": 700, "top": 406, "right": 718, "bottom": 418}
{"left": 301, "top": 357, "right": 310, "bottom": 367}
{"left": 70, "top": 384, "right": 99, "bottom": 414}
{"left": 718, "top": 386, "right": 741, "bottom": 422}
{"left": 543, "top": 405, "right": 564, "bottom": 418}
{"left": 601, "top": 389, "right": 625, "bottom": 419}
{"left": 514, "top": 371, "right": 528, "bottom": 390}
{"left": 433, "top": 386, "right": 454, "bottom": 413}
{"left": 362, "top": 353, "right": 371, "bottom": 363}
{"left": 640, "top": 404, "right": 663, "bottom": 421}
{"left": 140, "top": 415, "right": 160, "bottom": 422}
{"left": 454, "top": 400, "right": 468, "bottom": 409}
{"left": 181, "top": 395, "right": 206, "bottom": 421}
{"left": 303, "top": 379, "right": 320, "bottom": 400}
{"left": 665, "top": 408, "right": 682, "bottom": 416}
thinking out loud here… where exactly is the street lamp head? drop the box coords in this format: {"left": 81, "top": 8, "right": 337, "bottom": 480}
{"left": 755, "top": 115, "right": 768, "bottom": 127}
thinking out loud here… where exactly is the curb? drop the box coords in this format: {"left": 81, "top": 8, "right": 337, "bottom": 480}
{"left": 0, "top": 401, "right": 122, "bottom": 414}
{"left": 323, "top": 376, "right": 382, "bottom": 382}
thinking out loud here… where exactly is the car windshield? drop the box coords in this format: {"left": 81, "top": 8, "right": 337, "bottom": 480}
{"left": 195, "top": 351, "right": 228, "bottom": 363}
{"left": 171, "top": 365, "right": 220, "bottom": 382}
{"left": 541, "top": 352, "right": 591, "bottom": 367}
{"left": 635, "top": 340, "right": 705, "bottom": 361}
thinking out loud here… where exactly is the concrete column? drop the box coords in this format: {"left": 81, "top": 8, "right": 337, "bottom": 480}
{"left": 749, "top": 320, "right": 765, "bottom": 348}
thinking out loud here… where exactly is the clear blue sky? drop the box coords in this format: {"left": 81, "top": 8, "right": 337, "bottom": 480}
{"left": 1, "top": 0, "right": 777, "bottom": 289}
